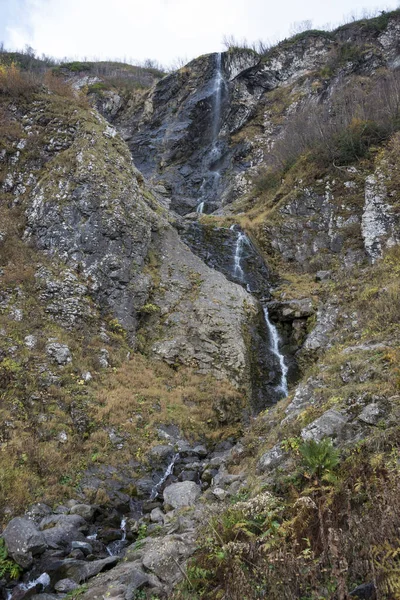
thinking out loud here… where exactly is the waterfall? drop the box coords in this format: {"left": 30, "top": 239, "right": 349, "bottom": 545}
{"left": 120, "top": 517, "right": 127, "bottom": 542}
{"left": 232, "top": 227, "right": 247, "bottom": 280}
{"left": 229, "top": 224, "right": 289, "bottom": 399}
{"left": 195, "top": 53, "right": 225, "bottom": 214}
{"left": 150, "top": 452, "right": 179, "bottom": 500}
{"left": 106, "top": 516, "right": 128, "bottom": 556}
{"left": 211, "top": 52, "right": 223, "bottom": 143}
{"left": 262, "top": 306, "right": 289, "bottom": 396}
{"left": 11, "top": 572, "right": 51, "bottom": 596}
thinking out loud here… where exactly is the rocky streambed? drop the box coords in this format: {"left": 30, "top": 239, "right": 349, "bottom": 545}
{"left": 1, "top": 437, "right": 248, "bottom": 599}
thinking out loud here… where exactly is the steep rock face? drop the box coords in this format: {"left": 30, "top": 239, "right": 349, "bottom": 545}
{"left": 99, "top": 15, "right": 400, "bottom": 221}
{"left": 141, "top": 226, "right": 258, "bottom": 389}
{"left": 18, "top": 102, "right": 156, "bottom": 336}
{"left": 1, "top": 92, "right": 261, "bottom": 391}
{"left": 181, "top": 221, "right": 271, "bottom": 296}
{"left": 362, "top": 171, "right": 400, "bottom": 262}
{"left": 103, "top": 52, "right": 259, "bottom": 215}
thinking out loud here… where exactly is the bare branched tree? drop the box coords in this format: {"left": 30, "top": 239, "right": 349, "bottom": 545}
{"left": 272, "top": 70, "right": 400, "bottom": 169}
{"left": 289, "top": 20, "right": 313, "bottom": 36}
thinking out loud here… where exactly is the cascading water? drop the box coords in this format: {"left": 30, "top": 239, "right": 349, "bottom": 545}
{"left": 231, "top": 224, "right": 289, "bottom": 398}
{"left": 262, "top": 306, "right": 289, "bottom": 396}
{"left": 196, "top": 201, "right": 205, "bottom": 214}
{"left": 106, "top": 516, "right": 128, "bottom": 556}
{"left": 7, "top": 572, "right": 50, "bottom": 598}
{"left": 231, "top": 225, "right": 247, "bottom": 281}
{"left": 120, "top": 517, "right": 127, "bottom": 541}
{"left": 211, "top": 52, "right": 223, "bottom": 142}
{"left": 195, "top": 53, "right": 225, "bottom": 214}
{"left": 150, "top": 452, "right": 180, "bottom": 500}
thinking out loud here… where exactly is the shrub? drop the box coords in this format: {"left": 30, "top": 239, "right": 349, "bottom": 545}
{"left": 0, "top": 62, "right": 38, "bottom": 97}
{"left": 43, "top": 71, "right": 76, "bottom": 98}
{"left": 253, "top": 168, "right": 282, "bottom": 195}
{"left": 272, "top": 70, "right": 400, "bottom": 169}
{"left": 140, "top": 303, "right": 160, "bottom": 314}
{"left": 299, "top": 438, "right": 340, "bottom": 479}
{"left": 61, "top": 61, "right": 91, "bottom": 72}
{"left": 180, "top": 493, "right": 284, "bottom": 598}
{"left": 88, "top": 82, "right": 108, "bottom": 93}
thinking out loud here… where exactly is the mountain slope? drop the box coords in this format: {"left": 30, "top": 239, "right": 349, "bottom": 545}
{"left": 0, "top": 11, "right": 400, "bottom": 600}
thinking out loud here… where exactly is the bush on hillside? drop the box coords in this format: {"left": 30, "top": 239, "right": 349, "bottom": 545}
{"left": 0, "top": 62, "right": 39, "bottom": 97}
{"left": 271, "top": 70, "right": 400, "bottom": 170}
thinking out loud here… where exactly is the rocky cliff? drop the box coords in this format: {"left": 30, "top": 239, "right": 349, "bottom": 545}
{"left": 1, "top": 9, "right": 400, "bottom": 600}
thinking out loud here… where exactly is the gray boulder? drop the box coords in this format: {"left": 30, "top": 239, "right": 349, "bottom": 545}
{"left": 42, "top": 526, "right": 86, "bottom": 550}
{"left": 71, "top": 541, "right": 93, "bottom": 555}
{"left": 163, "top": 481, "right": 201, "bottom": 509}
{"left": 39, "top": 514, "right": 86, "bottom": 531}
{"left": 70, "top": 504, "right": 96, "bottom": 520}
{"left": 301, "top": 409, "right": 348, "bottom": 442}
{"left": 358, "top": 403, "right": 382, "bottom": 425}
{"left": 150, "top": 508, "right": 165, "bottom": 523}
{"left": 3, "top": 518, "right": 47, "bottom": 568}
{"left": 315, "top": 270, "right": 332, "bottom": 281}
{"left": 54, "top": 579, "right": 79, "bottom": 593}
{"left": 25, "top": 504, "right": 52, "bottom": 523}
{"left": 142, "top": 533, "right": 196, "bottom": 584}
{"left": 45, "top": 342, "right": 72, "bottom": 366}
{"left": 257, "top": 444, "right": 286, "bottom": 473}
{"left": 59, "top": 556, "right": 118, "bottom": 583}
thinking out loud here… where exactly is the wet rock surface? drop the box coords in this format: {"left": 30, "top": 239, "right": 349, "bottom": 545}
{"left": 181, "top": 222, "right": 271, "bottom": 296}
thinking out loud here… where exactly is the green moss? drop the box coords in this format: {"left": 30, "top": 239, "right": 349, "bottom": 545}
{"left": 140, "top": 303, "right": 161, "bottom": 314}
{"left": 61, "top": 61, "right": 92, "bottom": 72}
{"left": 88, "top": 82, "right": 108, "bottom": 93}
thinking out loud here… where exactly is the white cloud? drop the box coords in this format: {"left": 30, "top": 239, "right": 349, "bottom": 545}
{"left": 1, "top": 0, "right": 398, "bottom": 66}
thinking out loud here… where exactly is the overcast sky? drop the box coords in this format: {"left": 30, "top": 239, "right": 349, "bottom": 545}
{"left": 1, "top": 0, "right": 398, "bottom": 68}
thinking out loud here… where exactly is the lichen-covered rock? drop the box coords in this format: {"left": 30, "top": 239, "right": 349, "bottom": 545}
{"left": 362, "top": 173, "right": 399, "bottom": 262}
{"left": 163, "top": 481, "right": 201, "bottom": 509}
{"left": 69, "top": 504, "right": 96, "bottom": 520}
{"left": 149, "top": 227, "right": 258, "bottom": 387}
{"left": 141, "top": 533, "right": 196, "bottom": 584}
{"left": 22, "top": 103, "right": 156, "bottom": 337}
{"left": 358, "top": 403, "right": 383, "bottom": 425}
{"left": 257, "top": 443, "right": 286, "bottom": 473}
{"left": 301, "top": 409, "right": 349, "bottom": 442}
{"left": 58, "top": 556, "right": 119, "bottom": 584}
{"left": 36, "top": 266, "right": 93, "bottom": 328}
{"left": 54, "top": 579, "right": 79, "bottom": 593}
{"left": 302, "top": 302, "right": 340, "bottom": 355}
{"left": 3, "top": 517, "right": 47, "bottom": 568}
{"left": 45, "top": 341, "right": 72, "bottom": 365}
{"left": 267, "top": 298, "right": 314, "bottom": 321}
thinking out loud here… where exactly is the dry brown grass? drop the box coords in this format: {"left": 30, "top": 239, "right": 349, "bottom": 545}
{"left": 0, "top": 62, "right": 39, "bottom": 97}
{"left": 91, "top": 354, "right": 244, "bottom": 463}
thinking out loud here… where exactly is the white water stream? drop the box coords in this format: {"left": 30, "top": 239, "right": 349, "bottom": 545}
{"left": 120, "top": 517, "right": 127, "bottom": 541}
{"left": 195, "top": 53, "right": 225, "bottom": 214}
{"left": 106, "top": 516, "right": 128, "bottom": 556}
{"left": 196, "top": 201, "right": 205, "bottom": 214}
{"left": 150, "top": 452, "right": 180, "bottom": 501}
{"left": 231, "top": 225, "right": 289, "bottom": 396}
{"left": 7, "top": 572, "right": 50, "bottom": 598}
{"left": 231, "top": 225, "right": 247, "bottom": 280}
{"left": 262, "top": 306, "right": 289, "bottom": 396}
